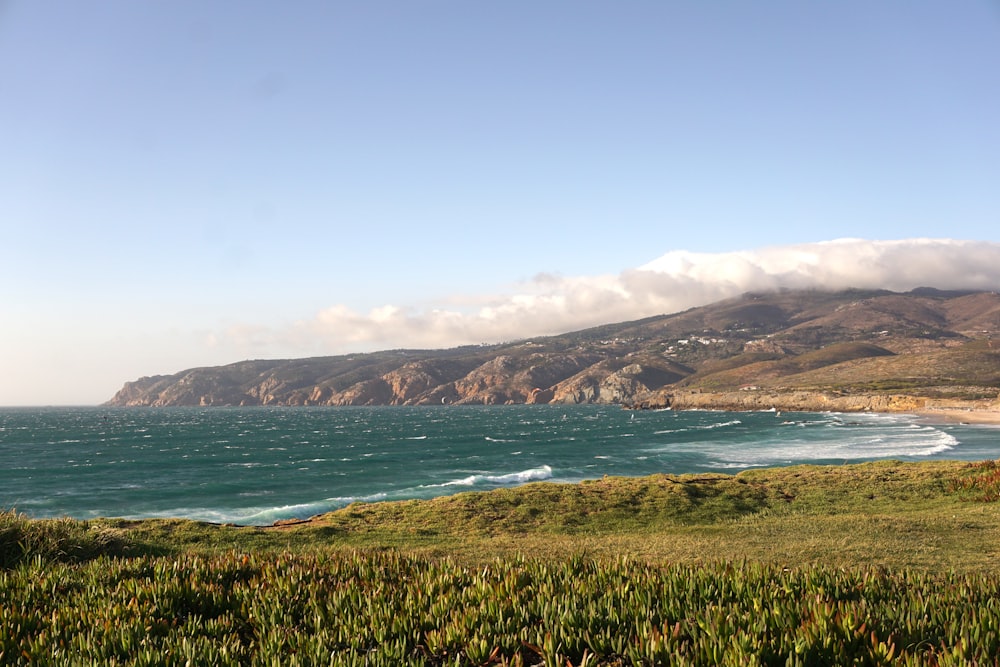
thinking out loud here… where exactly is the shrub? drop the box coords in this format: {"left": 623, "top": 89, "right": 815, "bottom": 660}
{"left": 0, "top": 509, "right": 132, "bottom": 568}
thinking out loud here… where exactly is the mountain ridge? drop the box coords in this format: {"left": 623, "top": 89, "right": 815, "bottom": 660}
{"left": 106, "top": 288, "right": 1000, "bottom": 409}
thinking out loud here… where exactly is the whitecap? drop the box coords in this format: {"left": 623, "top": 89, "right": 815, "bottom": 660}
{"left": 430, "top": 475, "right": 479, "bottom": 488}
{"left": 702, "top": 419, "right": 743, "bottom": 429}
{"left": 710, "top": 421, "right": 958, "bottom": 467}
{"left": 421, "top": 465, "right": 554, "bottom": 490}
{"left": 484, "top": 465, "right": 553, "bottom": 485}
{"left": 224, "top": 492, "right": 391, "bottom": 525}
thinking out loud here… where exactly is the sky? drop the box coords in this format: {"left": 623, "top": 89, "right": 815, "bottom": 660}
{"left": 1, "top": 1, "right": 999, "bottom": 406}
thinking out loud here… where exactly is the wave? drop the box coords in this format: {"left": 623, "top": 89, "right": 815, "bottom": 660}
{"left": 703, "top": 419, "right": 743, "bottom": 429}
{"left": 155, "top": 491, "right": 394, "bottom": 526}
{"left": 641, "top": 412, "right": 961, "bottom": 470}
{"left": 421, "top": 465, "right": 554, "bottom": 490}
{"left": 209, "top": 464, "right": 558, "bottom": 525}
{"left": 485, "top": 464, "right": 553, "bottom": 484}
{"left": 236, "top": 494, "right": 390, "bottom": 524}
{"left": 705, "top": 422, "right": 958, "bottom": 468}
{"left": 652, "top": 419, "right": 742, "bottom": 436}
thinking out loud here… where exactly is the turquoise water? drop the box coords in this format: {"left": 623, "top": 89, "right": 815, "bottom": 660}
{"left": 2, "top": 405, "right": 998, "bottom": 525}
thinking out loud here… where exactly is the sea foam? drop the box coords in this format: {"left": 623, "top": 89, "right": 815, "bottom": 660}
{"left": 422, "top": 465, "right": 554, "bottom": 490}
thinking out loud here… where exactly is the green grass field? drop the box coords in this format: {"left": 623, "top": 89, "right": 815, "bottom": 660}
{"left": 5, "top": 459, "right": 1000, "bottom": 665}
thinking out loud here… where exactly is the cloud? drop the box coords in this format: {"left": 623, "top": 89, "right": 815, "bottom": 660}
{"left": 227, "top": 238, "right": 1000, "bottom": 355}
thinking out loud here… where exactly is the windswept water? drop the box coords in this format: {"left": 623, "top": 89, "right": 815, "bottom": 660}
{"left": 2, "top": 405, "right": 998, "bottom": 525}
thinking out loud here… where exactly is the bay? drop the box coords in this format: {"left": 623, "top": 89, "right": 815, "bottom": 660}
{"left": 1, "top": 405, "right": 998, "bottom": 526}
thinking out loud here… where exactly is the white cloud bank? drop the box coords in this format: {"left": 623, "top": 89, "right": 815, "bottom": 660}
{"left": 232, "top": 238, "right": 1000, "bottom": 355}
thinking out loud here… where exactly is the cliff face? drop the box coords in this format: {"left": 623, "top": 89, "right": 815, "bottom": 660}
{"left": 550, "top": 360, "right": 690, "bottom": 404}
{"left": 106, "top": 288, "right": 1000, "bottom": 408}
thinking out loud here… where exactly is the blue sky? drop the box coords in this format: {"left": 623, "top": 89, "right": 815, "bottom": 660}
{"left": 2, "top": 1, "right": 999, "bottom": 405}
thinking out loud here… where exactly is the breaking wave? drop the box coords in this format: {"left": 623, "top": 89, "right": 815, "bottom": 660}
{"left": 422, "top": 465, "right": 554, "bottom": 489}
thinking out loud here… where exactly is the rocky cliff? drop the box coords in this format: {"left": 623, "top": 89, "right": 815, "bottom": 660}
{"left": 641, "top": 389, "right": 930, "bottom": 413}
{"left": 107, "top": 288, "right": 1000, "bottom": 408}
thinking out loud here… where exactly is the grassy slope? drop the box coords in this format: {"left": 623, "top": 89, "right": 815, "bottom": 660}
{"left": 676, "top": 340, "right": 1000, "bottom": 398}
{"left": 7, "top": 460, "right": 1000, "bottom": 664}
{"left": 682, "top": 342, "right": 897, "bottom": 390}
{"left": 13, "top": 459, "right": 991, "bottom": 572}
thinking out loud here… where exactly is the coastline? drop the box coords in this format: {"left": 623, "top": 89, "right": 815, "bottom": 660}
{"left": 636, "top": 389, "right": 1000, "bottom": 425}
{"left": 914, "top": 407, "right": 1000, "bottom": 425}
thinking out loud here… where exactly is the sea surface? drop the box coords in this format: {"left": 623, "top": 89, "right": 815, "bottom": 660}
{"left": 2, "top": 405, "right": 998, "bottom": 526}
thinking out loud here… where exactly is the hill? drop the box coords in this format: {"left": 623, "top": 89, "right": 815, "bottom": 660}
{"left": 105, "top": 288, "right": 1000, "bottom": 409}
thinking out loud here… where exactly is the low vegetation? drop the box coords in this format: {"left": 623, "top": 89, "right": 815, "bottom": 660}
{"left": 7, "top": 551, "right": 1000, "bottom": 665}
{"left": 6, "top": 459, "right": 1000, "bottom": 664}
{"left": 0, "top": 511, "right": 135, "bottom": 569}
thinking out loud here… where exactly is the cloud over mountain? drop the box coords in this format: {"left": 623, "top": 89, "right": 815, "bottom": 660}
{"left": 235, "top": 239, "right": 1000, "bottom": 355}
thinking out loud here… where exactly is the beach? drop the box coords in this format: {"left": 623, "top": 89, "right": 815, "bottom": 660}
{"left": 917, "top": 407, "right": 1000, "bottom": 425}
{"left": 913, "top": 396, "right": 1000, "bottom": 425}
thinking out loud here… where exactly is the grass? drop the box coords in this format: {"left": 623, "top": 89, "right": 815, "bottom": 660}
{"left": 673, "top": 338, "right": 1000, "bottom": 396}
{"left": 276, "top": 459, "right": 1000, "bottom": 571}
{"left": 784, "top": 342, "right": 1000, "bottom": 393}
{"left": 0, "top": 511, "right": 136, "bottom": 568}
{"left": 686, "top": 343, "right": 898, "bottom": 391}
{"left": 8, "top": 460, "right": 1000, "bottom": 664}
{"left": 9, "top": 459, "right": 999, "bottom": 572}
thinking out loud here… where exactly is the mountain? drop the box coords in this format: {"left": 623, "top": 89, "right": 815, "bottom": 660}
{"left": 106, "top": 288, "right": 1000, "bottom": 409}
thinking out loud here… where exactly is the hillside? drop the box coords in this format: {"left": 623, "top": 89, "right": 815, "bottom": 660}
{"left": 10, "top": 460, "right": 1000, "bottom": 665}
{"left": 106, "top": 288, "right": 1000, "bottom": 408}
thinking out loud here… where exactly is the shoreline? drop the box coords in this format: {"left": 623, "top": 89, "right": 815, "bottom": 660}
{"left": 914, "top": 407, "right": 1000, "bottom": 425}
{"left": 637, "top": 389, "right": 1000, "bottom": 425}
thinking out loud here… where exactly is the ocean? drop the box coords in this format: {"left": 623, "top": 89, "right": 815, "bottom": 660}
{"left": 2, "top": 405, "right": 998, "bottom": 526}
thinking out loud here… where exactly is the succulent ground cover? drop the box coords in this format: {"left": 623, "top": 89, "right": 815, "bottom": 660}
{"left": 5, "top": 459, "right": 1000, "bottom": 665}
{"left": 5, "top": 551, "right": 1000, "bottom": 665}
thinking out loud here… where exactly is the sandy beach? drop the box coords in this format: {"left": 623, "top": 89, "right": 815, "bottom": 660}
{"left": 915, "top": 407, "right": 1000, "bottom": 425}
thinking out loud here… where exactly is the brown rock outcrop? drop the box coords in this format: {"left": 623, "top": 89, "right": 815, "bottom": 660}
{"left": 661, "top": 389, "right": 928, "bottom": 413}
{"left": 448, "top": 353, "right": 599, "bottom": 405}
{"left": 327, "top": 379, "right": 394, "bottom": 406}
{"left": 381, "top": 359, "right": 482, "bottom": 405}
{"left": 551, "top": 359, "right": 690, "bottom": 404}
{"left": 526, "top": 387, "right": 555, "bottom": 404}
